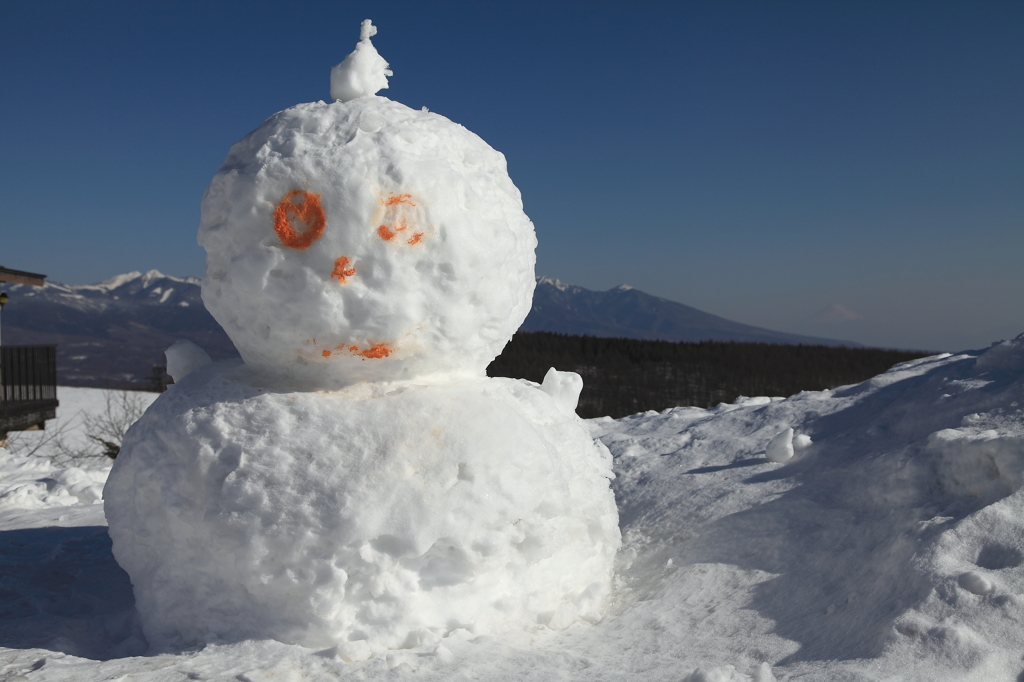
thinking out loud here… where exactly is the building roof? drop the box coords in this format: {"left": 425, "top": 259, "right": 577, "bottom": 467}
{"left": 0, "top": 266, "right": 47, "bottom": 287}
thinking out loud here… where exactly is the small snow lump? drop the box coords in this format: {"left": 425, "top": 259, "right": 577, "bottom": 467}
{"left": 765, "top": 427, "right": 795, "bottom": 463}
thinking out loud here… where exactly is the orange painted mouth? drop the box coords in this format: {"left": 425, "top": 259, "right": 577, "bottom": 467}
{"left": 337, "top": 343, "right": 394, "bottom": 359}
{"left": 355, "top": 344, "right": 393, "bottom": 359}
{"left": 305, "top": 339, "right": 396, "bottom": 361}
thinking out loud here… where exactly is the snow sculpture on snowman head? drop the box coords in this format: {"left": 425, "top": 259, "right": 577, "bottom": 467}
{"left": 104, "top": 21, "right": 620, "bottom": 657}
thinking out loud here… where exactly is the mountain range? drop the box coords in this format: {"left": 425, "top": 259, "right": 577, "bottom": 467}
{"left": 1, "top": 271, "right": 858, "bottom": 387}
{"left": 524, "top": 277, "right": 859, "bottom": 347}
{"left": 2, "top": 271, "right": 235, "bottom": 387}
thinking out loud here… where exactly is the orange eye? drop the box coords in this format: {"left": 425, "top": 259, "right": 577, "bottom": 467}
{"left": 377, "top": 193, "right": 427, "bottom": 246}
{"left": 274, "top": 190, "right": 325, "bottom": 249}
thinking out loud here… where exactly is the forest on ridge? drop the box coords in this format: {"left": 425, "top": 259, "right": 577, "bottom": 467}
{"left": 488, "top": 331, "right": 931, "bottom": 419}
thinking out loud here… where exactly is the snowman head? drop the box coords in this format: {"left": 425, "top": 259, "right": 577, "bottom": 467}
{"left": 198, "top": 22, "right": 536, "bottom": 386}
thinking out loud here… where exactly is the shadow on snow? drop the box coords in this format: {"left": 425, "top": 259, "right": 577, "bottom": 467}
{"left": 0, "top": 525, "right": 144, "bottom": 660}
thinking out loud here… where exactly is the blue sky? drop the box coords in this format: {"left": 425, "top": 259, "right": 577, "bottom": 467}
{"left": 2, "top": 0, "right": 1021, "bottom": 352}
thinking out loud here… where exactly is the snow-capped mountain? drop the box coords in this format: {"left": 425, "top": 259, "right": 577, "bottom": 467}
{"left": 524, "top": 277, "right": 860, "bottom": 347}
{"left": 1, "top": 270, "right": 238, "bottom": 386}
{"left": 3, "top": 271, "right": 857, "bottom": 387}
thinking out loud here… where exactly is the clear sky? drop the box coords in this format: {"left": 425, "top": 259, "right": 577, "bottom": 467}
{"left": 2, "top": 0, "right": 1021, "bottom": 352}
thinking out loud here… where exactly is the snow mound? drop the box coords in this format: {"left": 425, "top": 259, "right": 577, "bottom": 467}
{"left": 591, "top": 333, "right": 1024, "bottom": 679}
{"left": 0, "top": 386, "right": 154, "bottom": 514}
{"left": 199, "top": 74, "right": 535, "bottom": 388}
{"left": 104, "top": 363, "right": 619, "bottom": 650}
{"left": 931, "top": 427, "right": 1024, "bottom": 503}
{"left": 974, "top": 333, "right": 1024, "bottom": 372}
{"left": 0, "top": 455, "right": 106, "bottom": 510}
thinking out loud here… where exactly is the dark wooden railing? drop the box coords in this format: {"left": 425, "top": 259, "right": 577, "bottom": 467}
{"left": 1, "top": 345, "right": 59, "bottom": 436}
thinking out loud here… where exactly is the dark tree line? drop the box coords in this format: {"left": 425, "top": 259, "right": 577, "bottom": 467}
{"left": 487, "top": 332, "right": 931, "bottom": 419}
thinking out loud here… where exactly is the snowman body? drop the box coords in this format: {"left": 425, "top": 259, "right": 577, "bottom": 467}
{"left": 104, "top": 24, "right": 620, "bottom": 654}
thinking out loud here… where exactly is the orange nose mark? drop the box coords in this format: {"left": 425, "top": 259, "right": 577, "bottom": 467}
{"left": 407, "top": 232, "right": 424, "bottom": 245}
{"left": 274, "top": 190, "right": 325, "bottom": 249}
{"left": 321, "top": 349, "right": 331, "bottom": 357}
{"left": 377, "top": 224, "right": 396, "bottom": 241}
{"left": 331, "top": 256, "right": 356, "bottom": 283}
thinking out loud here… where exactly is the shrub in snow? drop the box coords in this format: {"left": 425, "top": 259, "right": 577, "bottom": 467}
{"left": 82, "top": 389, "right": 151, "bottom": 460}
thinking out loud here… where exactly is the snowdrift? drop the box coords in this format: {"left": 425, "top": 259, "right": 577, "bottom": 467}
{"left": 0, "top": 334, "right": 1022, "bottom": 679}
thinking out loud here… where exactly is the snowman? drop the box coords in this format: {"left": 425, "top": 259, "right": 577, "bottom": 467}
{"left": 104, "top": 21, "right": 620, "bottom": 658}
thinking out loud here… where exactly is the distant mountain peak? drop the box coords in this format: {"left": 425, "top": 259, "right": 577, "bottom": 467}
{"left": 536, "top": 277, "right": 641, "bottom": 295}
{"left": 93, "top": 271, "right": 145, "bottom": 290}
{"left": 526, "top": 277, "right": 861, "bottom": 347}
{"left": 4, "top": 269, "right": 235, "bottom": 388}
{"left": 79, "top": 269, "right": 199, "bottom": 293}
{"left": 535, "top": 276, "right": 572, "bottom": 291}
{"left": 141, "top": 269, "right": 167, "bottom": 288}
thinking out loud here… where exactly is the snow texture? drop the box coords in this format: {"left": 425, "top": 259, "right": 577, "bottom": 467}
{"left": 3, "top": 333, "right": 1024, "bottom": 678}
{"left": 104, "top": 363, "right": 619, "bottom": 651}
{"left": 201, "top": 48, "right": 536, "bottom": 388}
{"left": 0, "top": 456, "right": 106, "bottom": 511}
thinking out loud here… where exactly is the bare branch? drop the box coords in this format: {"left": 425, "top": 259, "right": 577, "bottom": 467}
{"left": 4, "top": 389, "right": 150, "bottom": 467}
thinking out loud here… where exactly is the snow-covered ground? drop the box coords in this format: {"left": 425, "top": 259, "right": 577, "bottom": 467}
{"left": 2, "top": 335, "right": 1023, "bottom": 681}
